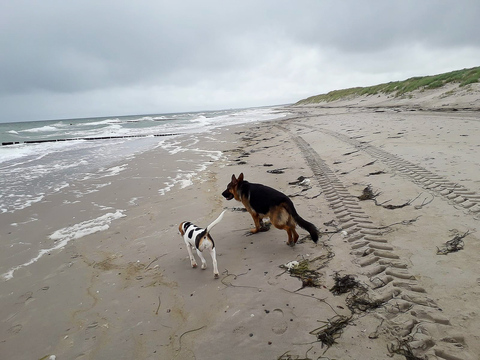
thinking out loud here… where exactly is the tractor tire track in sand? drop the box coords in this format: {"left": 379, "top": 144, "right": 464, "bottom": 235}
{"left": 318, "top": 126, "right": 480, "bottom": 217}
{"left": 277, "top": 125, "right": 475, "bottom": 360}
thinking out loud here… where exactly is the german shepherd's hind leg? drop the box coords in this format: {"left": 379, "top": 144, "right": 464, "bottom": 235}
{"left": 287, "top": 215, "right": 300, "bottom": 245}
{"left": 270, "top": 206, "right": 297, "bottom": 245}
{"left": 288, "top": 226, "right": 299, "bottom": 246}
{"left": 281, "top": 225, "right": 299, "bottom": 246}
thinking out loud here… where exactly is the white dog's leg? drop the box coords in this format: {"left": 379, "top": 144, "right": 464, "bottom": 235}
{"left": 210, "top": 248, "right": 219, "bottom": 279}
{"left": 186, "top": 243, "right": 197, "bottom": 268}
{"left": 196, "top": 248, "right": 207, "bottom": 270}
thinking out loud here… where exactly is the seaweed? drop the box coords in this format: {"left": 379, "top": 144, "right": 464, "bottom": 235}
{"left": 330, "top": 273, "right": 384, "bottom": 313}
{"left": 309, "top": 315, "right": 353, "bottom": 348}
{"left": 358, "top": 185, "right": 420, "bottom": 209}
{"left": 281, "top": 254, "right": 333, "bottom": 289}
{"left": 283, "top": 259, "right": 322, "bottom": 288}
{"left": 289, "top": 176, "right": 308, "bottom": 185}
{"left": 362, "top": 160, "right": 377, "bottom": 167}
{"left": 436, "top": 230, "right": 468, "bottom": 255}
{"left": 330, "top": 273, "right": 359, "bottom": 295}
{"left": 357, "top": 185, "right": 379, "bottom": 200}
{"left": 346, "top": 288, "right": 384, "bottom": 313}
{"left": 367, "top": 170, "right": 386, "bottom": 176}
{"left": 267, "top": 168, "right": 288, "bottom": 174}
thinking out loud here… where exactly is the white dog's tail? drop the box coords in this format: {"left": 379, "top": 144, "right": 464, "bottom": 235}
{"left": 206, "top": 210, "right": 226, "bottom": 234}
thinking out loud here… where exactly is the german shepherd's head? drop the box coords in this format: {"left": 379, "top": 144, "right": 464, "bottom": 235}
{"left": 222, "top": 173, "right": 244, "bottom": 201}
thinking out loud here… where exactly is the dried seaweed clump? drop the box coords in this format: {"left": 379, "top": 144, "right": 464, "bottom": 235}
{"left": 330, "top": 273, "right": 384, "bottom": 313}
{"left": 282, "top": 260, "right": 322, "bottom": 288}
{"left": 357, "top": 185, "right": 378, "bottom": 200}
{"left": 330, "top": 273, "right": 359, "bottom": 295}
{"left": 436, "top": 231, "right": 468, "bottom": 255}
{"left": 358, "top": 185, "right": 416, "bottom": 209}
{"left": 346, "top": 288, "right": 384, "bottom": 313}
{"left": 309, "top": 315, "right": 352, "bottom": 348}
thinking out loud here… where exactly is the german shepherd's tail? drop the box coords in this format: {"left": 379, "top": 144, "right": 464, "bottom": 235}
{"left": 289, "top": 205, "right": 319, "bottom": 243}
{"left": 206, "top": 210, "right": 226, "bottom": 234}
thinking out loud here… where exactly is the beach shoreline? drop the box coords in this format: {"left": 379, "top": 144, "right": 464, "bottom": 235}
{"left": 1, "top": 105, "right": 480, "bottom": 359}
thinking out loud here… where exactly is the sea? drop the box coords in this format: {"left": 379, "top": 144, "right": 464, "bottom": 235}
{"left": 0, "top": 106, "right": 288, "bottom": 214}
{"left": 0, "top": 106, "right": 288, "bottom": 280}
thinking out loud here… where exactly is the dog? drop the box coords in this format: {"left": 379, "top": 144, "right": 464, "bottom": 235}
{"left": 178, "top": 210, "right": 226, "bottom": 279}
{"left": 222, "top": 173, "right": 318, "bottom": 246}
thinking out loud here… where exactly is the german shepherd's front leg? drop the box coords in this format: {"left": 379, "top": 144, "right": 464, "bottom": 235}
{"left": 249, "top": 213, "right": 269, "bottom": 234}
{"left": 249, "top": 212, "right": 262, "bottom": 233}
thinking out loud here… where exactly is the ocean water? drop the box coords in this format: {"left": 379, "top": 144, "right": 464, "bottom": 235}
{"left": 0, "top": 106, "right": 287, "bottom": 214}
{"left": 0, "top": 106, "right": 288, "bottom": 280}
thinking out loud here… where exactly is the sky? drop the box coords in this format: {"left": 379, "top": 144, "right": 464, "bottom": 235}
{"left": 1, "top": 1, "right": 480, "bottom": 123}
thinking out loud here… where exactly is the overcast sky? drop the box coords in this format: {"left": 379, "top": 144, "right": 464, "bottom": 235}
{"left": 1, "top": 1, "right": 479, "bottom": 123}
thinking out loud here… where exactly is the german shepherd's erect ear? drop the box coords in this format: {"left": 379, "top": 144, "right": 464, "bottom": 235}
{"left": 230, "top": 173, "right": 243, "bottom": 184}
{"left": 222, "top": 173, "right": 243, "bottom": 201}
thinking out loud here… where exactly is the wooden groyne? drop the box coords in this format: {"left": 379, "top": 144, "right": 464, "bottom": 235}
{"left": 1, "top": 133, "right": 180, "bottom": 146}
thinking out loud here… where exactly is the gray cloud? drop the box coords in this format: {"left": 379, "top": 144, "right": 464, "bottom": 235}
{"left": 1, "top": 0, "right": 479, "bottom": 122}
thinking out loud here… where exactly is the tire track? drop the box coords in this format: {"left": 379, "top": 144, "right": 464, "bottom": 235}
{"left": 318, "top": 126, "right": 480, "bottom": 217}
{"left": 277, "top": 125, "right": 474, "bottom": 360}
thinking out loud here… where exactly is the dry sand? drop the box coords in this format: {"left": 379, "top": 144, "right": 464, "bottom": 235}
{"left": 1, "top": 95, "right": 480, "bottom": 359}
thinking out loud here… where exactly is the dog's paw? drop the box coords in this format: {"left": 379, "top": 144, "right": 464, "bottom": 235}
{"left": 214, "top": 273, "right": 219, "bottom": 279}
{"left": 191, "top": 263, "right": 198, "bottom": 268}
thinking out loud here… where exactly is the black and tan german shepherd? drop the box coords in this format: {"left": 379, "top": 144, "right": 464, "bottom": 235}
{"left": 222, "top": 173, "right": 318, "bottom": 246}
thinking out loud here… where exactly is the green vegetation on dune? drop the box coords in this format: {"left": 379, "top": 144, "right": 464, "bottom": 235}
{"left": 296, "top": 66, "right": 480, "bottom": 105}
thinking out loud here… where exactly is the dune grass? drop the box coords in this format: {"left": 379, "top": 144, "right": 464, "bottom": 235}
{"left": 296, "top": 66, "right": 480, "bottom": 105}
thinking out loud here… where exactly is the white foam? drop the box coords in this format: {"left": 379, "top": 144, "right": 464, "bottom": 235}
{"left": 0, "top": 140, "right": 84, "bottom": 164}
{"left": 156, "top": 141, "right": 224, "bottom": 195}
{"left": 53, "top": 182, "right": 70, "bottom": 192}
{"left": 1, "top": 210, "right": 125, "bottom": 281}
{"left": 2, "top": 194, "right": 45, "bottom": 214}
{"left": 101, "top": 164, "right": 127, "bottom": 177}
{"left": 75, "top": 118, "right": 121, "bottom": 126}
{"left": 128, "top": 197, "right": 139, "bottom": 206}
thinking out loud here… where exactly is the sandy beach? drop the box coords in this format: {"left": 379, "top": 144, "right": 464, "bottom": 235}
{"left": 1, "top": 96, "right": 480, "bottom": 359}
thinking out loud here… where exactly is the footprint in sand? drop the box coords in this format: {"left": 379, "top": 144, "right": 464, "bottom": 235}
{"left": 16, "top": 291, "right": 34, "bottom": 305}
{"left": 232, "top": 325, "right": 247, "bottom": 335}
{"left": 7, "top": 324, "right": 22, "bottom": 334}
{"left": 267, "top": 277, "right": 279, "bottom": 286}
{"left": 268, "top": 308, "right": 288, "bottom": 335}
